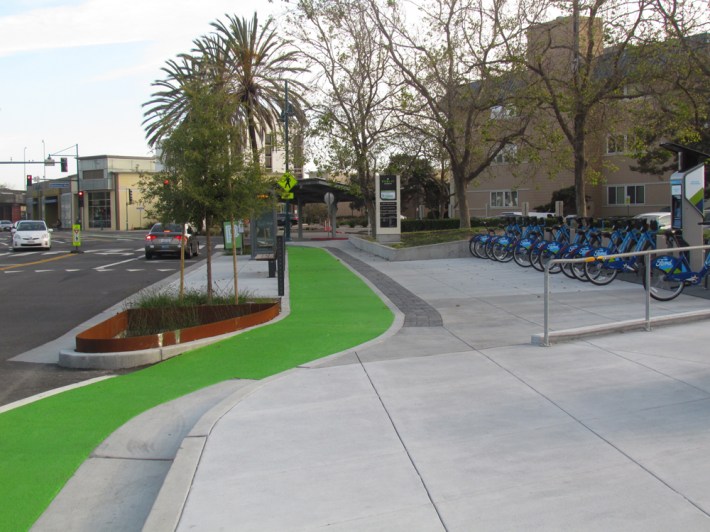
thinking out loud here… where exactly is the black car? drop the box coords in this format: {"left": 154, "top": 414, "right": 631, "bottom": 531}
{"left": 145, "top": 223, "right": 199, "bottom": 259}
{"left": 277, "top": 212, "right": 298, "bottom": 226}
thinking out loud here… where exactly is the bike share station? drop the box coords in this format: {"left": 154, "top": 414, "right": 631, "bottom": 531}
{"left": 662, "top": 142, "right": 708, "bottom": 270}
{"left": 375, "top": 174, "right": 401, "bottom": 244}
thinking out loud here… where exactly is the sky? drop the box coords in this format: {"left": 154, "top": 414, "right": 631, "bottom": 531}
{"left": 0, "top": 0, "right": 289, "bottom": 190}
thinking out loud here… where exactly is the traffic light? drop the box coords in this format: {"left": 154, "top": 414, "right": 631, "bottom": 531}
{"left": 60, "top": 157, "right": 68, "bottom": 172}
{"left": 128, "top": 189, "right": 133, "bottom": 204}
{"left": 26, "top": 175, "right": 32, "bottom": 188}
{"left": 78, "top": 190, "right": 84, "bottom": 208}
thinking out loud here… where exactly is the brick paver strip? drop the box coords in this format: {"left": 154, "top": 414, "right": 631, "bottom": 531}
{"left": 327, "top": 247, "right": 443, "bottom": 327}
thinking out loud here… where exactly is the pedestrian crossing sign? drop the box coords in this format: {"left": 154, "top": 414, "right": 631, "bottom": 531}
{"left": 277, "top": 172, "right": 297, "bottom": 194}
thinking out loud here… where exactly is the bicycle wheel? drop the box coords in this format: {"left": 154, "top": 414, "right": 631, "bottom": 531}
{"left": 560, "top": 251, "right": 577, "bottom": 279}
{"left": 469, "top": 237, "right": 480, "bottom": 257}
{"left": 485, "top": 238, "right": 499, "bottom": 260}
{"left": 571, "top": 257, "right": 589, "bottom": 281}
{"left": 584, "top": 260, "right": 618, "bottom": 286}
{"left": 530, "top": 244, "right": 545, "bottom": 272}
{"left": 643, "top": 265, "right": 685, "bottom": 301}
{"left": 513, "top": 242, "right": 533, "bottom": 267}
{"left": 492, "top": 242, "right": 513, "bottom": 262}
{"left": 474, "top": 239, "right": 489, "bottom": 259}
{"left": 538, "top": 250, "right": 562, "bottom": 274}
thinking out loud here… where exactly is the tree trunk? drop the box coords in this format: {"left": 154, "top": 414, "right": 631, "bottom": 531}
{"left": 365, "top": 197, "right": 376, "bottom": 237}
{"left": 573, "top": 113, "right": 588, "bottom": 217}
{"left": 453, "top": 170, "right": 470, "bottom": 228}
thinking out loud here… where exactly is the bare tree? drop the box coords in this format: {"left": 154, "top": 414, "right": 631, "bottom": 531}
{"left": 288, "top": 0, "right": 402, "bottom": 233}
{"left": 500, "top": 0, "right": 671, "bottom": 216}
{"left": 369, "top": 0, "right": 540, "bottom": 228}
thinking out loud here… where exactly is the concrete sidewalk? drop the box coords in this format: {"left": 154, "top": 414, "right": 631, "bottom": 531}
{"left": 36, "top": 239, "right": 710, "bottom": 531}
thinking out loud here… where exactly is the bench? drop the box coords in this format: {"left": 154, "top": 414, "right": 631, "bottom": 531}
{"left": 254, "top": 253, "right": 277, "bottom": 278}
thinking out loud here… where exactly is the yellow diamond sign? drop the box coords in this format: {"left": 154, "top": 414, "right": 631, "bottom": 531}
{"left": 277, "top": 172, "right": 297, "bottom": 193}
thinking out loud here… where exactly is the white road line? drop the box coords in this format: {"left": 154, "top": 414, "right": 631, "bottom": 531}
{"left": 94, "top": 256, "right": 141, "bottom": 270}
{"left": 0, "top": 376, "right": 117, "bottom": 414}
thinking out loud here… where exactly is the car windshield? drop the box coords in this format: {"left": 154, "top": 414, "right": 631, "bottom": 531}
{"left": 17, "top": 222, "right": 46, "bottom": 231}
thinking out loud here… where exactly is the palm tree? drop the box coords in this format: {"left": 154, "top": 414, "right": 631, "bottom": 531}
{"left": 210, "top": 12, "right": 307, "bottom": 163}
{"left": 143, "top": 13, "right": 306, "bottom": 302}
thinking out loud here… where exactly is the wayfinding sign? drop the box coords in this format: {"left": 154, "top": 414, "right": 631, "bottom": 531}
{"left": 375, "top": 174, "right": 401, "bottom": 243}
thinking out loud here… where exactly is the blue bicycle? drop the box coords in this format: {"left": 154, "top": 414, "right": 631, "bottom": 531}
{"left": 645, "top": 225, "right": 710, "bottom": 301}
{"left": 583, "top": 219, "right": 658, "bottom": 285}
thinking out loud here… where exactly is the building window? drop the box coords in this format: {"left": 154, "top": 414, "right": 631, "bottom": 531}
{"left": 608, "top": 185, "right": 645, "bottom": 205}
{"left": 491, "top": 190, "right": 519, "bottom": 208}
{"left": 88, "top": 191, "right": 112, "bottom": 229}
{"left": 493, "top": 144, "right": 518, "bottom": 164}
{"left": 606, "top": 133, "right": 633, "bottom": 154}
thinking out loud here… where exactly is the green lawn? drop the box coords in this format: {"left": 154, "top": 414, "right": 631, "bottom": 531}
{"left": 0, "top": 246, "right": 394, "bottom": 531}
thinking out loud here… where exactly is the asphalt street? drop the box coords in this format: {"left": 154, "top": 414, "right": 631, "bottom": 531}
{"left": 0, "top": 229, "right": 210, "bottom": 406}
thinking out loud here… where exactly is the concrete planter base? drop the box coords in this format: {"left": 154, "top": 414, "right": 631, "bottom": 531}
{"left": 59, "top": 301, "right": 280, "bottom": 370}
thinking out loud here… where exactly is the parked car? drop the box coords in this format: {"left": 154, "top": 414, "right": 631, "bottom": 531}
{"left": 633, "top": 212, "right": 671, "bottom": 231}
{"left": 0, "top": 220, "right": 13, "bottom": 232}
{"left": 277, "top": 212, "right": 298, "bottom": 226}
{"left": 144, "top": 223, "right": 199, "bottom": 260}
{"left": 11, "top": 220, "right": 52, "bottom": 251}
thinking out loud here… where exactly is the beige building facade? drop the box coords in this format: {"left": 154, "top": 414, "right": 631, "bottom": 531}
{"left": 454, "top": 16, "right": 678, "bottom": 220}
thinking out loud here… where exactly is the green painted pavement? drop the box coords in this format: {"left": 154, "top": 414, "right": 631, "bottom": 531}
{"left": 0, "top": 247, "right": 393, "bottom": 531}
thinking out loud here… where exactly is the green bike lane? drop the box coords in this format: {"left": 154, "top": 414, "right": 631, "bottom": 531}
{"left": 0, "top": 246, "right": 394, "bottom": 531}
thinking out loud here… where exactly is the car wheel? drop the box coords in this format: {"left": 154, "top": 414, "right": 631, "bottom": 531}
{"left": 145, "top": 252, "right": 152, "bottom": 260}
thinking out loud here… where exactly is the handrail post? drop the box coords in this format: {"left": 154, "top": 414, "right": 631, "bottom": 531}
{"left": 543, "top": 259, "right": 552, "bottom": 346}
{"left": 644, "top": 256, "right": 651, "bottom": 331}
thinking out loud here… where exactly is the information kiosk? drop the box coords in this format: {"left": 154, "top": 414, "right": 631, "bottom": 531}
{"left": 662, "top": 143, "right": 708, "bottom": 270}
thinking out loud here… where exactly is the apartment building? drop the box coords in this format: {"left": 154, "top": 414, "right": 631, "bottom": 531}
{"left": 455, "top": 16, "right": 701, "bottom": 220}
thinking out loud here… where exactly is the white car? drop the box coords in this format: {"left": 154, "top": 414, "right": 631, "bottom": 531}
{"left": 633, "top": 212, "right": 671, "bottom": 232}
{"left": 0, "top": 220, "right": 12, "bottom": 232}
{"left": 12, "top": 220, "right": 53, "bottom": 251}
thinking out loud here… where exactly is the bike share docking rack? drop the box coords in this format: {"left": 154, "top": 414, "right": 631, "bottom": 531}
{"left": 538, "top": 244, "right": 710, "bottom": 347}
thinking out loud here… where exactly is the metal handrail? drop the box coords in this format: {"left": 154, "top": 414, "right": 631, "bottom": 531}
{"left": 542, "top": 243, "right": 710, "bottom": 346}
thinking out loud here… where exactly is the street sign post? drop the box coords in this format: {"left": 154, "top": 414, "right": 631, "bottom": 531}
{"left": 71, "top": 224, "right": 83, "bottom": 253}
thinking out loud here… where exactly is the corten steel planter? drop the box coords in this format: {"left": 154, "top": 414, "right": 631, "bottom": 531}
{"left": 75, "top": 302, "right": 280, "bottom": 353}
